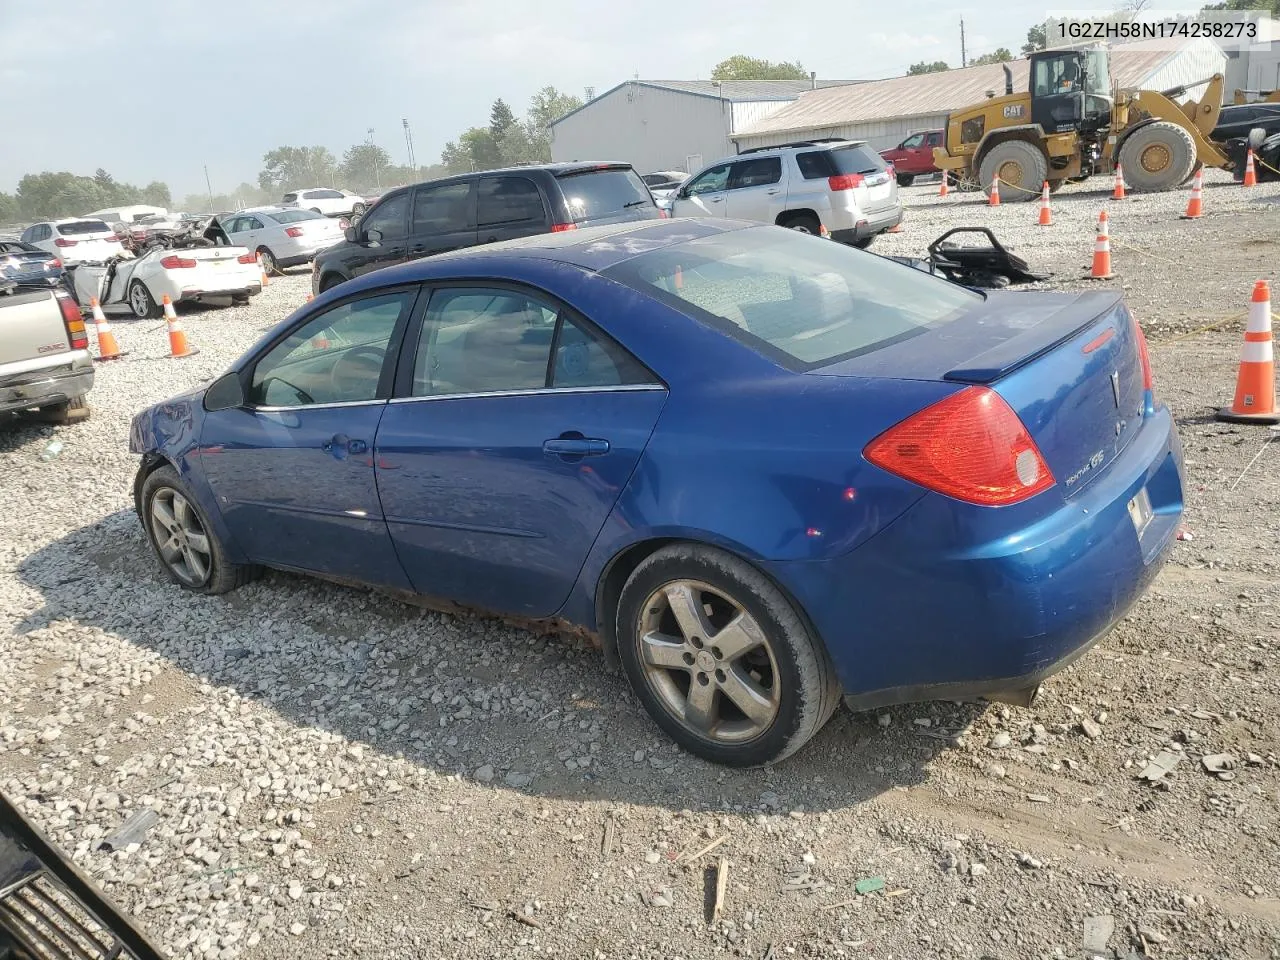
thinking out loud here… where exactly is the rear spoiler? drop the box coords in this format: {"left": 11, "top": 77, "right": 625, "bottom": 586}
{"left": 0, "top": 790, "right": 169, "bottom": 959}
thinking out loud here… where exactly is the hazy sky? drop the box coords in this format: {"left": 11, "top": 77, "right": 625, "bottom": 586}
{"left": 0, "top": 0, "right": 1034, "bottom": 198}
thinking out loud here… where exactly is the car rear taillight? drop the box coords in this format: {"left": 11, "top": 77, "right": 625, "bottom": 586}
{"left": 53, "top": 237, "right": 77, "bottom": 247}
{"left": 49, "top": 258, "right": 62, "bottom": 268}
{"left": 237, "top": 251, "right": 258, "bottom": 264}
{"left": 550, "top": 223, "right": 578, "bottom": 233}
{"left": 286, "top": 227, "right": 304, "bottom": 237}
{"left": 107, "top": 233, "right": 123, "bottom": 242}
{"left": 864, "top": 386, "right": 1055, "bottom": 506}
{"left": 159, "top": 255, "right": 197, "bottom": 269}
{"left": 55, "top": 291, "right": 88, "bottom": 349}
{"left": 1133, "top": 314, "right": 1153, "bottom": 393}
{"left": 659, "top": 208, "right": 670, "bottom": 218}
{"left": 828, "top": 173, "right": 865, "bottom": 191}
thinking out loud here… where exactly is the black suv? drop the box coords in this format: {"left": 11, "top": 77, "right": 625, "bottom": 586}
{"left": 312, "top": 162, "right": 661, "bottom": 294}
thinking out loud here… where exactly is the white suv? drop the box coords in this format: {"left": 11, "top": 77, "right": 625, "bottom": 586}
{"left": 670, "top": 140, "right": 902, "bottom": 247}
{"left": 280, "top": 188, "right": 365, "bottom": 218}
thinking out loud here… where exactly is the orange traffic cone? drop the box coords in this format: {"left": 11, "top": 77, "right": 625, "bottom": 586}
{"left": 988, "top": 172, "right": 1001, "bottom": 206}
{"left": 1217, "top": 280, "right": 1278, "bottom": 423}
{"left": 89, "top": 297, "right": 125, "bottom": 361}
{"left": 1181, "top": 168, "right": 1204, "bottom": 219}
{"left": 938, "top": 169, "right": 949, "bottom": 197}
{"left": 163, "top": 295, "right": 199, "bottom": 358}
{"left": 258, "top": 254, "right": 270, "bottom": 287}
{"left": 1112, "top": 164, "right": 1127, "bottom": 200}
{"left": 1087, "top": 211, "right": 1113, "bottom": 279}
{"left": 1243, "top": 150, "right": 1258, "bottom": 187}
{"left": 1037, "top": 181, "right": 1052, "bottom": 226}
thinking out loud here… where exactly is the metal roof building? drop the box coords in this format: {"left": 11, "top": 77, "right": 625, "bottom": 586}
{"left": 733, "top": 38, "right": 1227, "bottom": 154}
{"left": 548, "top": 78, "right": 859, "bottom": 176}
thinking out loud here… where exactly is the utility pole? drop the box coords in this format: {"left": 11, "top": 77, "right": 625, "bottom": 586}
{"left": 960, "top": 18, "right": 967, "bottom": 67}
{"left": 203, "top": 165, "right": 215, "bottom": 213}
{"left": 402, "top": 118, "right": 416, "bottom": 175}
{"left": 367, "top": 128, "right": 381, "bottom": 190}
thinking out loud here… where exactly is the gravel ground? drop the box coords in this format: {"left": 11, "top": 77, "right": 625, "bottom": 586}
{"left": 3, "top": 173, "right": 1280, "bottom": 960}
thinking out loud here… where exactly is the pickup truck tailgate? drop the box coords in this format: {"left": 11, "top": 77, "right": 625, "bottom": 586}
{"left": 0, "top": 288, "right": 70, "bottom": 363}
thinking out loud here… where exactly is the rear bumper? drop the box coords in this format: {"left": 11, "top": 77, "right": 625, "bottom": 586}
{"left": 176, "top": 283, "right": 261, "bottom": 304}
{"left": 0, "top": 351, "right": 94, "bottom": 412}
{"left": 764, "top": 404, "right": 1184, "bottom": 711}
{"left": 831, "top": 206, "right": 903, "bottom": 243}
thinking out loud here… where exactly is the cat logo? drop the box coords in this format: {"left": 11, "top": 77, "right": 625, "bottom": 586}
{"left": 1002, "top": 104, "right": 1025, "bottom": 119}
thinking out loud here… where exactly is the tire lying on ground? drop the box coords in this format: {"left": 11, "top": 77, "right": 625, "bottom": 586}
{"left": 977, "top": 140, "right": 1048, "bottom": 203}
{"left": 1117, "top": 121, "right": 1197, "bottom": 192}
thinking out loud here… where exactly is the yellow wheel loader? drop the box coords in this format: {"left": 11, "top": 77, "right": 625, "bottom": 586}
{"left": 933, "top": 46, "right": 1233, "bottom": 202}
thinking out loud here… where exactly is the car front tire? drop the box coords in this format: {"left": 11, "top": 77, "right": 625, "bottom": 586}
{"left": 615, "top": 544, "right": 841, "bottom": 767}
{"left": 128, "top": 279, "right": 159, "bottom": 319}
{"left": 140, "top": 465, "right": 261, "bottom": 595}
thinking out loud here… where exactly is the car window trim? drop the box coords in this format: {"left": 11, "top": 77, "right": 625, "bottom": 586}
{"left": 389, "top": 384, "right": 666, "bottom": 405}
{"left": 391, "top": 278, "right": 666, "bottom": 400}
{"left": 238, "top": 282, "right": 426, "bottom": 411}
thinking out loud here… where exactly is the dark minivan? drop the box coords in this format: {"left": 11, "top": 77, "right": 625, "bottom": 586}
{"left": 312, "top": 162, "right": 662, "bottom": 294}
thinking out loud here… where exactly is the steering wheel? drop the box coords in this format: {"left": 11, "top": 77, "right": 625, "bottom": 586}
{"left": 329, "top": 345, "right": 387, "bottom": 400}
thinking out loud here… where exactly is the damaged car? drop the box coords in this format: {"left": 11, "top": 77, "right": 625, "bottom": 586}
{"left": 67, "top": 217, "right": 262, "bottom": 319}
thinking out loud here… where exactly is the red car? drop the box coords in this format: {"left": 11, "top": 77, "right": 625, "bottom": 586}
{"left": 879, "top": 130, "right": 944, "bottom": 185}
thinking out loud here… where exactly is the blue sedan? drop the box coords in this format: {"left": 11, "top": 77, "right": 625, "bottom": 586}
{"left": 129, "top": 219, "right": 1184, "bottom": 767}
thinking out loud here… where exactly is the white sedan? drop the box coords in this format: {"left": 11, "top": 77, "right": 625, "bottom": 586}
{"left": 70, "top": 243, "right": 262, "bottom": 318}
{"left": 207, "top": 207, "right": 346, "bottom": 276}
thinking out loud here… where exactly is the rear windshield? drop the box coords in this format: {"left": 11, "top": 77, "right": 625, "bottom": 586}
{"left": 268, "top": 209, "right": 325, "bottom": 224}
{"left": 555, "top": 168, "right": 653, "bottom": 220}
{"left": 796, "top": 144, "right": 888, "bottom": 180}
{"left": 58, "top": 220, "right": 112, "bottom": 236}
{"left": 603, "top": 227, "right": 980, "bottom": 368}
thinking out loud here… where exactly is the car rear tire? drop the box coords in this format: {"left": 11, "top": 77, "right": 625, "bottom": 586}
{"left": 257, "top": 247, "right": 280, "bottom": 277}
{"left": 852, "top": 236, "right": 875, "bottom": 249}
{"left": 128, "top": 279, "right": 159, "bottom": 319}
{"left": 977, "top": 140, "right": 1048, "bottom": 203}
{"left": 615, "top": 544, "right": 841, "bottom": 767}
{"left": 896, "top": 173, "right": 916, "bottom": 187}
{"left": 21, "top": 394, "right": 90, "bottom": 425}
{"left": 352, "top": 203, "right": 366, "bottom": 216}
{"left": 141, "top": 465, "right": 261, "bottom": 595}
{"left": 779, "top": 213, "right": 822, "bottom": 235}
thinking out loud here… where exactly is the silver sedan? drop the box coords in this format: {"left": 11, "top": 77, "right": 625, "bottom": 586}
{"left": 210, "top": 207, "right": 346, "bottom": 276}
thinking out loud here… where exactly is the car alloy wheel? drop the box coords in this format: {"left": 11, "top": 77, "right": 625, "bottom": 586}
{"left": 258, "top": 248, "right": 278, "bottom": 276}
{"left": 129, "top": 280, "right": 156, "bottom": 318}
{"left": 148, "top": 487, "right": 212, "bottom": 587}
{"left": 636, "top": 579, "right": 781, "bottom": 744}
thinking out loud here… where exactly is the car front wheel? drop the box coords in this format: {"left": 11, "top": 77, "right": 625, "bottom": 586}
{"left": 141, "top": 465, "right": 261, "bottom": 594}
{"left": 616, "top": 544, "right": 841, "bottom": 767}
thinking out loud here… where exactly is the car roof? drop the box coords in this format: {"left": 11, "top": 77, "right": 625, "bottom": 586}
{"left": 52, "top": 217, "right": 110, "bottom": 225}
{"left": 348, "top": 218, "right": 756, "bottom": 293}
{"left": 375, "top": 162, "right": 638, "bottom": 197}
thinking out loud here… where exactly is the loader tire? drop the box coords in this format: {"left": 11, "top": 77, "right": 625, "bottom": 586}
{"left": 978, "top": 140, "right": 1048, "bottom": 203}
{"left": 1117, "top": 122, "right": 1196, "bottom": 192}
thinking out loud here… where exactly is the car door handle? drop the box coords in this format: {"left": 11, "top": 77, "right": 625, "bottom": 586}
{"left": 709, "top": 197, "right": 724, "bottom": 203}
{"left": 766, "top": 189, "right": 781, "bottom": 195}
{"left": 323, "top": 434, "right": 367, "bottom": 458}
{"left": 543, "top": 437, "right": 610, "bottom": 457}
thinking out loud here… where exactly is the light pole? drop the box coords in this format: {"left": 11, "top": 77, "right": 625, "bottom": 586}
{"left": 402, "top": 118, "right": 416, "bottom": 176}
{"left": 367, "top": 128, "right": 381, "bottom": 190}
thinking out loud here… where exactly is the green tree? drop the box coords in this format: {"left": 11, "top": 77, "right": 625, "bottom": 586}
{"left": 489, "top": 98, "right": 517, "bottom": 139}
{"left": 711, "top": 55, "right": 808, "bottom": 81}
{"left": 258, "top": 146, "right": 338, "bottom": 193}
{"left": 1201, "top": 0, "right": 1278, "bottom": 14}
{"left": 140, "top": 181, "right": 172, "bottom": 207}
{"left": 970, "top": 48, "right": 1014, "bottom": 66}
{"left": 528, "top": 85, "right": 583, "bottom": 131}
{"left": 907, "top": 60, "right": 950, "bottom": 75}
{"left": 340, "top": 143, "right": 393, "bottom": 192}
{"left": 1022, "top": 23, "right": 1047, "bottom": 55}
{"left": 0, "top": 192, "right": 17, "bottom": 224}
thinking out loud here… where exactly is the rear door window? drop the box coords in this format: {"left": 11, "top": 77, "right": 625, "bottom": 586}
{"left": 412, "top": 181, "right": 476, "bottom": 235}
{"left": 729, "top": 157, "right": 782, "bottom": 189}
{"left": 555, "top": 168, "right": 653, "bottom": 220}
{"left": 477, "top": 177, "right": 546, "bottom": 227}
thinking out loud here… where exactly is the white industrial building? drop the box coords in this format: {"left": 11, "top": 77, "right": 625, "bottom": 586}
{"left": 548, "top": 79, "right": 857, "bottom": 176}
{"left": 734, "top": 38, "right": 1229, "bottom": 154}
{"left": 1222, "top": 19, "right": 1280, "bottom": 95}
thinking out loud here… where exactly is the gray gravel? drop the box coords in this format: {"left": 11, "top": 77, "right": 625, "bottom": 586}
{"left": 3, "top": 180, "right": 1280, "bottom": 960}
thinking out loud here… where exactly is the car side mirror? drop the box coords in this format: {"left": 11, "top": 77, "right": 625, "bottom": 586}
{"left": 365, "top": 228, "right": 382, "bottom": 247}
{"left": 203, "top": 371, "right": 245, "bottom": 412}
{"left": 344, "top": 226, "right": 357, "bottom": 243}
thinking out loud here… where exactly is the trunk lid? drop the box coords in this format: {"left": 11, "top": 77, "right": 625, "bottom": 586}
{"left": 1, "top": 251, "right": 59, "bottom": 283}
{"left": 816, "top": 290, "right": 1146, "bottom": 497}
{"left": 0, "top": 287, "right": 71, "bottom": 365}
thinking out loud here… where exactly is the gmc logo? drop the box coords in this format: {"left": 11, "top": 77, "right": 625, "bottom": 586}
{"left": 37, "top": 342, "right": 66, "bottom": 353}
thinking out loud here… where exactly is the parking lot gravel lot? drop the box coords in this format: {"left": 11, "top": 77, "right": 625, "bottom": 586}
{"left": 3, "top": 171, "right": 1280, "bottom": 960}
